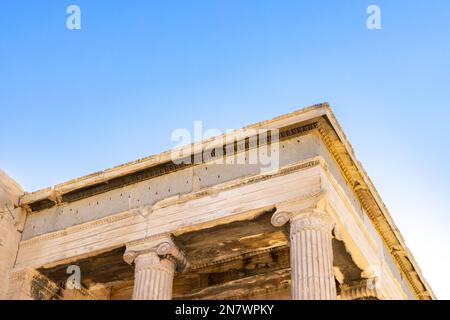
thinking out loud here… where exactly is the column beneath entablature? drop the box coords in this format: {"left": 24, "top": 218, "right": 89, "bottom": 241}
{"left": 124, "top": 234, "right": 187, "bottom": 300}
{"left": 272, "top": 207, "right": 336, "bottom": 300}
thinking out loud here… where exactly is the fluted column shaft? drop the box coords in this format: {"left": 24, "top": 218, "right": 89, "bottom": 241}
{"left": 272, "top": 207, "right": 336, "bottom": 300}
{"left": 124, "top": 234, "right": 188, "bottom": 300}
{"left": 132, "top": 252, "right": 175, "bottom": 300}
{"left": 289, "top": 212, "right": 336, "bottom": 300}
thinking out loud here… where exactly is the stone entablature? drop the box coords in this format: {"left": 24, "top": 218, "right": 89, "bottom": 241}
{"left": 0, "top": 103, "right": 435, "bottom": 300}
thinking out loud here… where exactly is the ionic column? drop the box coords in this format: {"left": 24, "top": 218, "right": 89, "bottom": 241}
{"left": 124, "top": 234, "right": 187, "bottom": 300}
{"left": 272, "top": 209, "right": 336, "bottom": 300}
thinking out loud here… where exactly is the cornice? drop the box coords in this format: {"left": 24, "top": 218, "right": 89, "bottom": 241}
{"left": 20, "top": 103, "right": 328, "bottom": 211}
{"left": 22, "top": 122, "right": 319, "bottom": 212}
{"left": 316, "top": 116, "right": 435, "bottom": 300}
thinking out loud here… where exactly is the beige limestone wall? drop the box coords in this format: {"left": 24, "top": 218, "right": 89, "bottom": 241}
{"left": 0, "top": 170, "right": 26, "bottom": 299}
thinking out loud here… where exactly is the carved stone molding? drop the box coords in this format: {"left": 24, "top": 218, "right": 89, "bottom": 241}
{"left": 7, "top": 268, "right": 60, "bottom": 300}
{"left": 24, "top": 121, "right": 319, "bottom": 212}
{"left": 174, "top": 268, "right": 292, "bottom": 300}
{"left": 123, "top": 233, "right": 188, "bottom": 272}
{"left": 271, "top": 190, "right": 334, "bottom": 232}
{"left": 62, "top": 286, "right": 97, "bottom": 300}
{"left": 339, "top": 279, "right": 380, "bottom": 300}
{"left": 317, "top": 118, "right": 434, "bottom": 299}
{"left": 189, "top": 245, "right": 288, "bottom": 270}
{"left": 20, "top": 159, "right": 321, "bottom": 247}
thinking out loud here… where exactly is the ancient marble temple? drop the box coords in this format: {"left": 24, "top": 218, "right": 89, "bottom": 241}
{"left": 0, "top": 103, "right": 434, "bottom": 300}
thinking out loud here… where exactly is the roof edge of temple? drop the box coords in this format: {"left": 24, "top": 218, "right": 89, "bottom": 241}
{"left": 13, "top": 102, "right": 435, "bottom": 299}
{"left": 19, "top": 102, "right": 330, "bottom": 204}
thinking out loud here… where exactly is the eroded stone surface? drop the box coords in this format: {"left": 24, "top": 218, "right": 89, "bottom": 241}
{"left": 1, "top": 103, "right": 434, "bottom": 300}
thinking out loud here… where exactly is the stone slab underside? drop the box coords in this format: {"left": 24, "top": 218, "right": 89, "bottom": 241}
{"left": 37, "top": 211, "right": 362, "bottom": 299}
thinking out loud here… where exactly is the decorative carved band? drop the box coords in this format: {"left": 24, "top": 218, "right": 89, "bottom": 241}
{"left": 8, "top": 268, "right": 60, "bottom": 300}
{"left": 317, "top": 118, "right": 433, "bottom": 299}
{"left": 21, "top": 159, "right": 322, "bottom": 248}
{"left": 27, "top": 121, "right": 319, "bottom": 212}
{"left": 190, "top": 245, "right": 288, "bottom": 270}
{"left": 339, "top": 279, "right": 380, "bottom": 300}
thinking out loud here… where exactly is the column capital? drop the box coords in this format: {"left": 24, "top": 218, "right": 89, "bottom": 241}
{"left": 123, "top": 234, "right": 188, "bottom": 272}
{"left": 271, "top": 190, "right": 334, "bottom": 232}
{"left": 339, "top": 279, "right": 380, "bottom": 300}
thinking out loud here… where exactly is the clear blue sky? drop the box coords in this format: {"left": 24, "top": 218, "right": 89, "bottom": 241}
{"left": 1, "top": 1, "right": 449, "bottom": 299}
